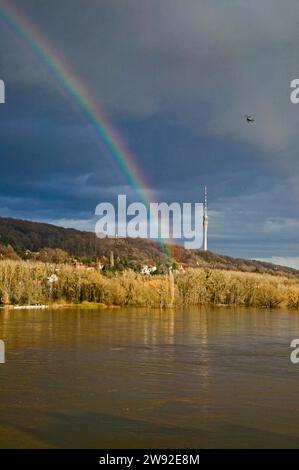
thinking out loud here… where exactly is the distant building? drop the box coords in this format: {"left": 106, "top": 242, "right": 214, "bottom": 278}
{"left": 141, "top": 265, "right": 157, "bottom": 275}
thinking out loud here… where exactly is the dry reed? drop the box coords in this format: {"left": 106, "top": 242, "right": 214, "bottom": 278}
{"left": 0, "top": 260, "right": 298, "bottom": 309}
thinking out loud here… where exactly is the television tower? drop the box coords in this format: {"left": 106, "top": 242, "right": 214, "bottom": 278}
{"left": 203, "top": 186, "right": 208, "bottom": 251}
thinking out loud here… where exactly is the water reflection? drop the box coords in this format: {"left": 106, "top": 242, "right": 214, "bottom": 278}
{"left": 0, "top": 306, "right": 299, "bottom": 448}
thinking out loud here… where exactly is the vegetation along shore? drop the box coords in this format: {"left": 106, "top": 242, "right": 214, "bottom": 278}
{"left": 1, "top": 260, "right": 299, "bottom": 309}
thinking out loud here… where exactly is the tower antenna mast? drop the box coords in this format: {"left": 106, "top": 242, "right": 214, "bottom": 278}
{"left": 203, "top": 186, "right": 208, "bottom": 251}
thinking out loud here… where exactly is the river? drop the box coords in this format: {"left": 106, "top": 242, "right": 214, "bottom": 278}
{"left": 0, "top": 306, "right": 299, "bottom": 448}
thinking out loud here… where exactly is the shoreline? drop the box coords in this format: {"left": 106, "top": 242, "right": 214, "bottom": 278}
{"left": 0, "top": 302, "right": 120, "bottom": 310}
{"left": 0, "top": 301, "right": 298, "bottom": 311}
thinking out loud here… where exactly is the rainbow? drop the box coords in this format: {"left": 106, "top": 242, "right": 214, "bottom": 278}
{"left": 0, "top": 1, "right": 174, "bottom": 262}
{"left": 0, "top": 0, "right": 151, "bottom": 205}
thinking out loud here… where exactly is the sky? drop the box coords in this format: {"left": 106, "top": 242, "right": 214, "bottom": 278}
{"left": 0, "top": 0, "right": 299, "bottom": 266}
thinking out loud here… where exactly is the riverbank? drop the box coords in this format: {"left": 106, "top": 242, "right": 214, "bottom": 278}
{"left": 0, "top": 260, "right": 299, "bottom": 309}
{"left": 0, "top": 302, "right": 116, "bottom": 310}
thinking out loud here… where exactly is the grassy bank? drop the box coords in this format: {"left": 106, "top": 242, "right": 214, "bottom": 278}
{"left": 0, "top": 260, "right": 299, "bottom": 309}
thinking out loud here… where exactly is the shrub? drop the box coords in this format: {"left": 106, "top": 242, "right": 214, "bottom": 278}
{"left": 256, "top": 284, "right": 283, "bottom": 308}
{"left": 287, "top": 288, "right": 299, "bottom": 309}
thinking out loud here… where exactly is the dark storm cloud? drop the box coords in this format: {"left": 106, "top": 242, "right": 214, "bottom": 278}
{"left": 0, "top": 0, "right": 299, "bottom": 261}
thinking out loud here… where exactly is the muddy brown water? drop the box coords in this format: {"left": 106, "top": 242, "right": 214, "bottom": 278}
{"left": 0, "top": 306, "right": 299, "bottom": 448}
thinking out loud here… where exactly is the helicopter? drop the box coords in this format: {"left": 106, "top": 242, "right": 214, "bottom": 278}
{"left": 244, "top": 114, "right": 255, "bottom": 123}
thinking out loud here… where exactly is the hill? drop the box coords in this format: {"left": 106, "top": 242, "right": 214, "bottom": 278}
{"left": 0, "top": 216, "right": 297, "bottom": 276}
